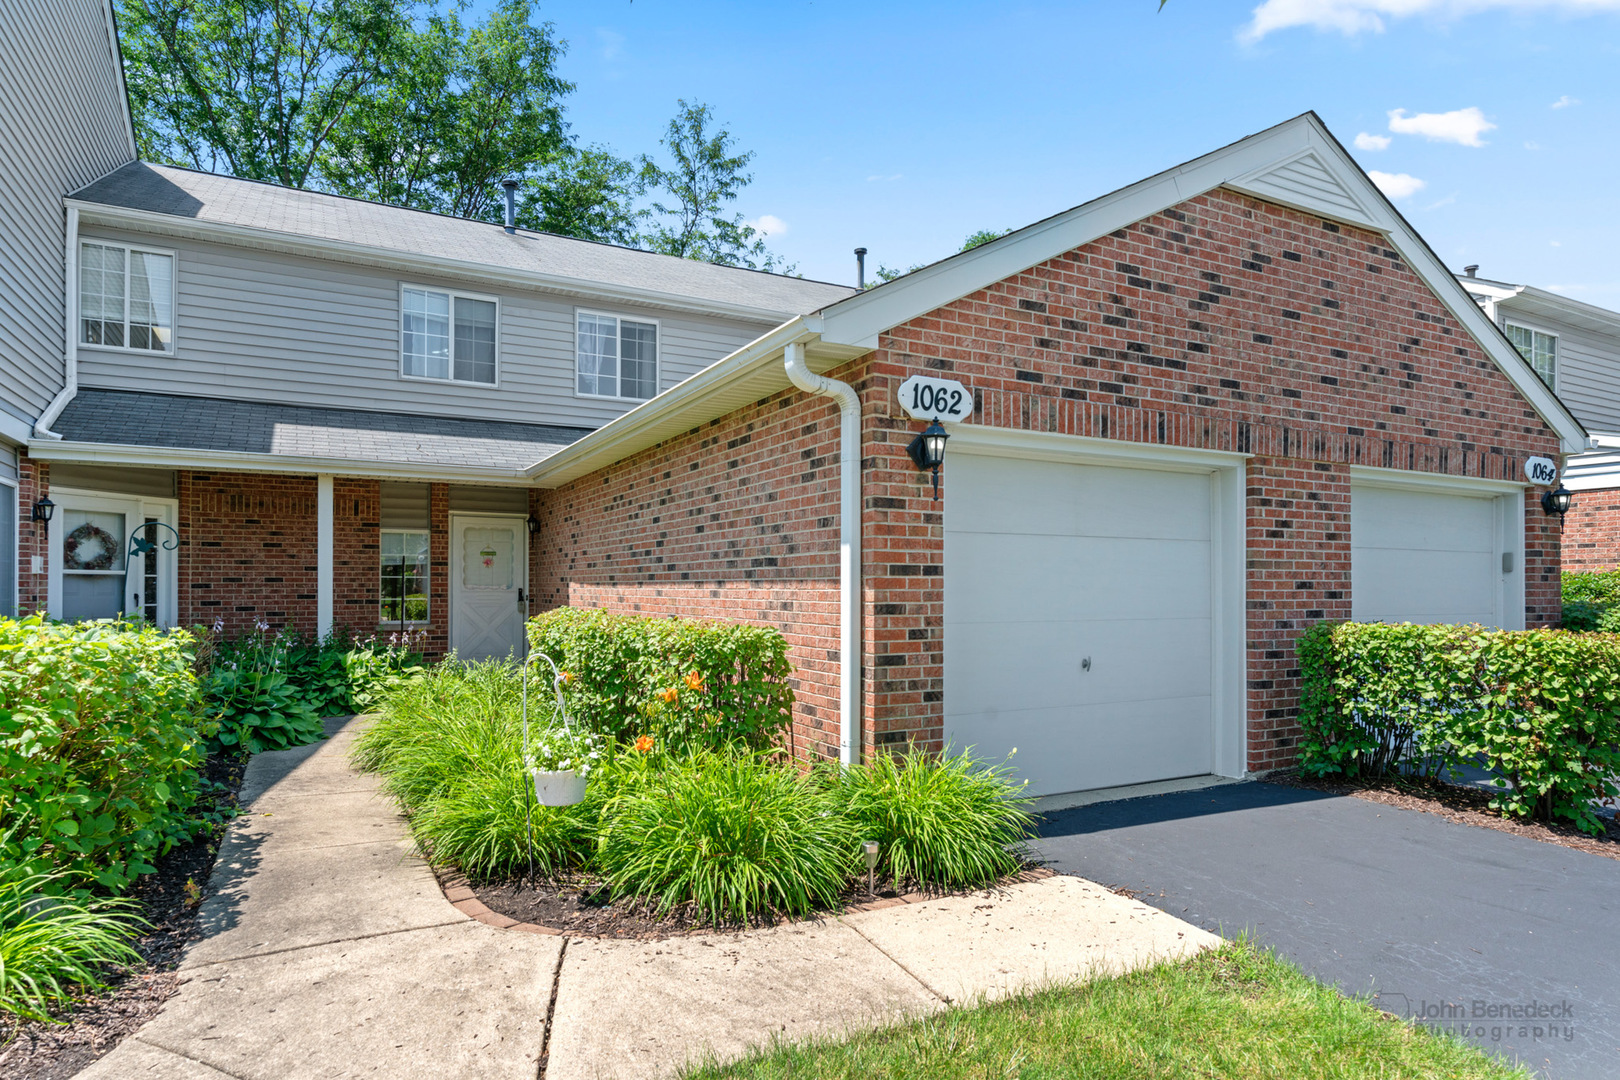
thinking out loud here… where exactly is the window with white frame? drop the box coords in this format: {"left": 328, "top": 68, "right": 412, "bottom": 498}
{"left": 401, "top": 286, "right": 497, "bottom": 384}
{"left": 576, "top": 311, "right": 658, "bottom": 400}
{"left": 80, "top": 241, "right": 174, "bottom": 351}
{"left": 380, "top": 530, "right": 430, "bottom": 624}
{"left": 1505, "top": 322, "right": 1557, "bottom": 391}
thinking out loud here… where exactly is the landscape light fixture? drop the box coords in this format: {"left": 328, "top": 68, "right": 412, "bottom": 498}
{"left": 907, "top": 419, "right": 950, "bottom": 499}
{"left": 862, "top": 840, "right": 880, "bottom": 895}
{"left": 1541, "top": 484, "right": 1574, "bottom": 521}
{"left": 30, "top": 496, "right": 54, "bottom": 538}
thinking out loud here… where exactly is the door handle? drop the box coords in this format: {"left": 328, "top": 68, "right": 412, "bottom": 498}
{"left": 517, "top": 588, "right": 525, "bottom": 603}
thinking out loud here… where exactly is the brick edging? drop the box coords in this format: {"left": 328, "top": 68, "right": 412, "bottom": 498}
{"left": 436, "top": 867, "right": 1057, "bottom": 937}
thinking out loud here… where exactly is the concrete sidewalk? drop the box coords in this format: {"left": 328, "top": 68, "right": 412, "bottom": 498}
{"left": 80, "top": 718, "right": 1219, "bottom": 1080}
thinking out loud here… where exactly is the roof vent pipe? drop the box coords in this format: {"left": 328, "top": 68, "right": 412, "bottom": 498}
{"left": 1464, "top": 264, "right": 1479, "bottom": 278}
{"left": 501, "top": 178, "right": 519, "bottom": 234}
{"left": 854, "top": 247, "right": 867, "bottom": 289}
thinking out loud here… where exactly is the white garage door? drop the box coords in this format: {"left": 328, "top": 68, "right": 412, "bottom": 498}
{"left": 1351, "top": 484, "right": 1508, "bottom": 627}
{"left": 945, "top": 452, "right": 1216, "bottom": 797}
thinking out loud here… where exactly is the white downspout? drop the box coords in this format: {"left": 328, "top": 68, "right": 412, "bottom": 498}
{"left": 784, "top": 340, "right": 861, "bottom": 765}
{"left": 34, "top": 206, "right": 79, "bottom": 439}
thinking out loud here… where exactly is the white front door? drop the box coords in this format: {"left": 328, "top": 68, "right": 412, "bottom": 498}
{"left": 48, "top": 488, "right": 178, "bottom": 627}
{"left": 945, "top": 452, "right": 1220, "bottom": 798}
{"left": 450, "top": 514, "right": 527, "bottom": 661}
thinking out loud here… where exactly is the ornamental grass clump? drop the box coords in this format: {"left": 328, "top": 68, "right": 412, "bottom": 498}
{"left": 594, "top": 749, "right": 853, "bottom": 924}
{"left": 827, "top": 747, "right": 1035, "bottom": 889}
{"left": 0, "top": 859, "right": 144, "bottom": 1022}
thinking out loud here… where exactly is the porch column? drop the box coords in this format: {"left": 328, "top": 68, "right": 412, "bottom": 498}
{"left": 317, "top": 474, "right": 334, "bottom": 637}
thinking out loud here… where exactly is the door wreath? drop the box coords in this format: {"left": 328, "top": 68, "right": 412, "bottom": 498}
{"left": 63, "top": 522, "right": 119, "bottom": 571}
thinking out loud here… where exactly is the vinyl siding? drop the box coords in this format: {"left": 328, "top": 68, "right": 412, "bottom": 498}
{"left": 1496, "top": 306, "right": 1620, "bottom": 434}
{"left": 74, "top": 228, "right": 776, "bottom": 429}
{"left": 0, "top": 0, "right": 136, "bottom": 425}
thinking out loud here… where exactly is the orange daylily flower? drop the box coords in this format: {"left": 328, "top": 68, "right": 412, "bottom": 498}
{"left": 684, "top": 670, "right": 704, "bottom": 692}
{"left": 659, "top": 686, "right": 679, "bottom": 704}
{"left": 634, "top": 735, "right": 655, "bottom": 753}
{"left": 559, "top": 670, "right": 576, "bottom": 685}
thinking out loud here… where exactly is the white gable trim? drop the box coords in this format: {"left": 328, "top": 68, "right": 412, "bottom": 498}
{"left": 812, "top": 113, "right": 1585, "bottom": 454}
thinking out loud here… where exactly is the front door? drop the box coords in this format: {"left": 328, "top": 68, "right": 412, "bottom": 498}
{"left": 48, "top": 488, "right": 178, "bottom": 627}
{"left": 450, "top": 514, "right": 527, "bottom": 661}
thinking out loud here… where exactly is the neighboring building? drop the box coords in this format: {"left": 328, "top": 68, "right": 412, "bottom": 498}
{"left": 1458, "top": 269, "right": 1620, "bottom": 573}
{"left": 2, "top": 0, "right": 1586, "bottom": 793}
{"left": 0, "top": 0, "right": 137, "bottom": 620}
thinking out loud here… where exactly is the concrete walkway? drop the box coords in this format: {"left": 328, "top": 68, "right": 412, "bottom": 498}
{"left": 80, "top": 718, "right": 1218, "bottom": 1080}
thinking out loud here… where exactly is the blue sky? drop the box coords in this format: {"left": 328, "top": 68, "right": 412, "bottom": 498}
{"left": 472, "top": 0, "right": 1620, "bottom": 308}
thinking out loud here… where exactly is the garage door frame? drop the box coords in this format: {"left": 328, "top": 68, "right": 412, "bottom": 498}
{"left": 944, "top": 426, "right": 1251, "bottom": 784}
{"left": 1348, "top": 465, "right": 1527, "bottom": 631}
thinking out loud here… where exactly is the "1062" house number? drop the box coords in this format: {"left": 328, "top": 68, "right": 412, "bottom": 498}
{"left": 897, "top": 374, "right": 974, "bottom": 422}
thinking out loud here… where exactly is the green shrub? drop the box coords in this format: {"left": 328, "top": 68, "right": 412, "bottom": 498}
{"left": 827, "top": 748, "right": 1034, "bottom": 888}
{"left": 1562, "top": 566, "right": 1620, "bottom": 606}
{"left": 594, "top": 749, "right": 852, "bottom": 924}
{"left": 1298, "top": 621, "right": 1620, "bottom": 834}
{"left": 527, "top": 608, "right": 793, "bottom": 752}
{"left": 342, "top": 632, "right": 428, "bottom": 712}
{"left": 1561, "top": 601, "right": 1605, "bottom": 632}
{"left": 0, "top": 617, "right": 211, "bottom": 890}
{"left": 0, "top": 858, "right": 144, "bottom": 1022}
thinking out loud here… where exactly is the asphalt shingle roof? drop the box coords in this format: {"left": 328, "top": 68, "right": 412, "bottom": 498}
{"left": 72, "top": 163, "right": 856, "bottom": 317}
{"left": 56, "top": 390, "right": 590, "bottom": 471}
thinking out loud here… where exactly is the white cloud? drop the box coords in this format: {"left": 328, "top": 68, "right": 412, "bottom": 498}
{"left": 1387, "top": 107, "right": 1495, "bottom": 146}
{"left": 1368, "top": 170, "right": 1427, "bottom": 199}
{"left": 596, "top": 28, "right": 625, "bottom": 61}
{"left": 1354, "top": 132, "right": 1392, "bottom": 150}
{"left": 865, "top": 174, "right": 903, "bottom": 183}
{"left": 1525, "top": 140, "right": 1543, "bottom": 150}
{"left": 1423, "top": 193, "right": 1457, "bottom": 210}
{"left": 1551, "top": 94, "right": 1581, "bottom": 108}
{"left": 1242, "top": 0, "right": 1620, "bottom": 42}
{"left": 745, "top": 214, "right": 788, "bottom": 238}
{"left": 1550, "top": 239, "right": 1562, "bottom": 246}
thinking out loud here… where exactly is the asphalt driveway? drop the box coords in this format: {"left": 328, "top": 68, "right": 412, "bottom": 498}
{"left": 1034, "top": 782, "right": 1620, "bottom": 1080}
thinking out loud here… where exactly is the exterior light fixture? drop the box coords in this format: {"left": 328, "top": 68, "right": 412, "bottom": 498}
{"left": 1541, "top": 484, "right": 1574, "bottom": 521}
{"left": 907, "top": 419, "right": 950, "bottom": 499}
{"left": 526, "top": 513, "right": 541, "bottom": 536}
{"left": 30, "top": 496, "right": 54, "bottom": 538}
{"left": 862, "top": 839, "right": 880, "bottom": 895}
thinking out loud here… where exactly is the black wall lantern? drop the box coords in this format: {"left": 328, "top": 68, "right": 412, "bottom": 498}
{"left": 30, "top": 496, "right": 55, "bottom": 539}
{"left": 526, "top": 513, "right": 542, "bottom": 536}
{"left": 907, "top": 420, "right": 950, "bottom": 499}
{"left": 1541, "top": 484, "right": 1574, "bottom": 521}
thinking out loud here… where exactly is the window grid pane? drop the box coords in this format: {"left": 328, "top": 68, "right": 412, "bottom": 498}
{"left": 453, "top": 297, "right": 497, "bottom": 384}
{"left": 81, "top": 243, "right": 125, "bottom": 347}
{"left": 577, "top": 313, "right": 618, "bottom": 396}
{"left": 380, "top": 530, "right": 430, "bottom": 624}
{"left": 403, "top": 289, "right": 451, "bottom": 379}
{"left": 1508, "top": 324, "right": 1557, "bottom": 390}
{"left": 619, "top": 320, "right": 658, "bottom": 400}
{"left": 127, "top": 251, "right": 173, "bottom": 352}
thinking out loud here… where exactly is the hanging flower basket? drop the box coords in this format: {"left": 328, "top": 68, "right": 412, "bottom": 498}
{"left": 531, "top": 768, "right": 588, "bottom": 807}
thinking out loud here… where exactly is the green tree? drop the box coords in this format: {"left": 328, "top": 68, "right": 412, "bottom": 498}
{"left": 119, "top": 0, "right": 410, "bottom": 187}
{"left": 518, "top": 146, "right": 647, "bottom": 245}
{"left": 318, "top": 0, "right": 572, "bottom": 221}
{"left": 639, "top": 100, "right": 786, "bottom": 270}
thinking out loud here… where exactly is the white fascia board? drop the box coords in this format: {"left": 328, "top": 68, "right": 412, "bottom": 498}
{"left": 27, "top": 440, "right": 539, "bottom": 484}
{"left": 1348, "top": 463, "right": 1527, "bottom": 496}
{"left": 1497, "top": 287, "right": 1620, "bottom": 339}
{"left": 525, "top": 316, "right": 847, "bottom": 487}
{"left": 812, "top": 112, "right": 1587, "bottom": 455}
{"left": 66, "top": 201, "right": 797, "bottom": 326}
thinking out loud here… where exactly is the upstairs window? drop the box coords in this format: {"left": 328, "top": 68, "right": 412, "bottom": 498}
{"left": 1505, "top": 323, "right": 1557, "bottom": 391}
{"left": 402, "top": 286, "right": 498, "bottom": 385}
{"left": 577, "top": 311, "right": 658, "bottom": 400}
{"left": 80, "top": 241, "right": 173, "bottom": 351}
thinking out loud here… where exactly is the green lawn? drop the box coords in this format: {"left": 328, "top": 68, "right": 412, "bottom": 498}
{"left": 684, "top": 942, "right": 1527, "bottom": 1080}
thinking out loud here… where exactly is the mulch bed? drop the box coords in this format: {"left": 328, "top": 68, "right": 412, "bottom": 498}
{"left": 468, "top": 867, "right": 1054, "bottom": 940}
{"left": 1273, "top": 770, "right": 1620, "bottom": 861}
{"left": 0, "top": 751, "right": 249, "bottom": 1080}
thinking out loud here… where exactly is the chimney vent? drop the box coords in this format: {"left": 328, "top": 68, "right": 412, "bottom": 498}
{"left": 854, "top": 247, "right": 868, "bottom": 289}
{"left": 501, "top": 179, "right": 520, "bottom": 234}
{"left": 1464, "top": 264, "right": 1479, "bottom": 278}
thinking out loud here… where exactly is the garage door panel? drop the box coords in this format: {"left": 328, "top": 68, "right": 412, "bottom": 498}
{"left": 947, "top": 696, "right": 1214, "bottom": 797}
{"left": 951, "top": 454, "right": 1210, "bottom": 540}
{"left": 947, "top": 617, "right": 1212, "bottom": 714}
{"left": 1351, "top": 483, "right": 1506, "bottom": 627}
{"left": 946, "top": 533, "right": 1212, "bottom": 623}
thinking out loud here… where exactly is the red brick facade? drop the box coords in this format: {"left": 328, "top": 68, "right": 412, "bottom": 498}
{"left": 333, "top": 477, "right": 381, "bottom": 636}
{"left": 178, "top": 472, "right": 319, "bottom": 636}
{"left": 17, "top": 453, "right": 47, "bottom": 612}
{"left": 1561, "top": 487, "right": 1620, "bottom": 574}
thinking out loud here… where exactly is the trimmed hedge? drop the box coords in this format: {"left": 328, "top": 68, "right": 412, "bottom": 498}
{"left": 0, "top": 617, "right": 213, "bottom": 889}
{"left": 526, "top": 608, "right": 793, "bottom": 751}
{"left": 1299, "top": 621, "right": 1620, "bottom": 835}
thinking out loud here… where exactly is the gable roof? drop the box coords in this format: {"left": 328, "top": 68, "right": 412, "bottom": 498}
{"left": 525, "top": 112, "right": 1585, "bottom": 486}
{"left": 68, "top": 162, "right": 856, "bottom": 322}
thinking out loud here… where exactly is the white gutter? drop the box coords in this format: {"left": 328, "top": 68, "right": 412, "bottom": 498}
{"left": 26, "top": 439, "right": 540, "bottom": 484}
{"left": 34, "top": 206, "right": 80, "bottom": 439}
{"left": 783, "top": 340, "right": 861, "bottom": 766}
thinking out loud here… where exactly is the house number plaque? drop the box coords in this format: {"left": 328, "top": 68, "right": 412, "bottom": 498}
{"left": 1523, "top": 456, "right": 1558, "bottom": 485}
{"left": 897, "top": 374, "right": 973, "bottom": 422}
